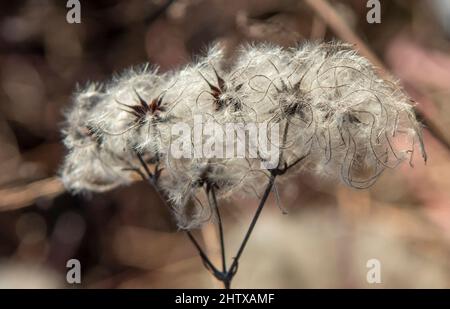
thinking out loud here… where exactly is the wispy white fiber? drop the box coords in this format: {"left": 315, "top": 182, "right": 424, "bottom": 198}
{"left": 61, "top": 41, "right": 426, "bottom": 229}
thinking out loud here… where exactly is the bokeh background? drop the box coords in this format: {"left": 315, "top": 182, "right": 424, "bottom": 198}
{"left": 1, "top": 0, "right": 450, "bottom": 288}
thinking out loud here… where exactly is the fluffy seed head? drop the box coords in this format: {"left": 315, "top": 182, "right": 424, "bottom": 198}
{"left": 60, "top": 41, "right": 426, "bottom": 229}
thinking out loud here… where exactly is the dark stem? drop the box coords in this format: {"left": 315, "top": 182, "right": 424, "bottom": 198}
{"left": 225, "top": 174, "right": 276, "bottom": 284}
{"left": 186, "top": 231, "right": 222, "bottom": 277}
{"left": 136, "top": 152, "right": 154, "bottom": 181}
{"left": 208, "top": 185, "right": 227, "bottom": 273}
{"left": 223, "top": 279, "right": 231, "bottom": 290}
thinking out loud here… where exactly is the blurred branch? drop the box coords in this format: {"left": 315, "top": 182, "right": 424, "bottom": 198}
{"left": 0, "top": 162, "right": 153, "bottom": 211}
{"left": 145, "top": 0, "right": 176, "bottom": 25}
{"left": 303, "top": 0, "right": 387, "bottom": 74}
{"left": 0, "top": 176, "right": 64, "bottom": 211}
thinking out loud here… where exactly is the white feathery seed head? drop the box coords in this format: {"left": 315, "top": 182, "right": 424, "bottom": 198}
{"left": 60, "top": 41, "right": 426, "bottom": 229}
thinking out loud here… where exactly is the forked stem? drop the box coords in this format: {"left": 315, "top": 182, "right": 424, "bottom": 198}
{"left": 135, "top": 152, "right": 282, "bottom": 289}
{"left": 185, "top": 174, "right": 276, "bottom": 289}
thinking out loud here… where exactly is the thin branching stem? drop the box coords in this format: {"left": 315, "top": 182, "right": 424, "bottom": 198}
{"left": 225, "top": 173, "right": 276, "bottom": 285}
{"left": 134, "top": 153, "right": 224, "bottom": 281}
{"left": 186, "top": 230, "right": 222, "bottom": 277}
{"left": 134, "top": 149, "right": 297, "bottom": 289}
{"left": 208, "top": 185, "right": 227, "bottom": 273}
{"left": 136, "top": 152, "right": 154, "bottom": 181}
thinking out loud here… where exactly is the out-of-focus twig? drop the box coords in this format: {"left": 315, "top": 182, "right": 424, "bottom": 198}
{"left": 303, "top": 0, "right": 387, "bottom": 75}
{"left": 145, "top": 0, "right": 176, "bottom": 25}
{"left": 0, "top": 177, "right": 64, "bottom": 211}
{"left": 310, "top": 15, "right": 327, "bottom": 40}
{"left": 0, "top": 163, "right": 153, "bottom": 211}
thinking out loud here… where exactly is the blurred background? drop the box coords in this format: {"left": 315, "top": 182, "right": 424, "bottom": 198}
{"left": 1, "top": 0, "right": 450, "bottom": 288}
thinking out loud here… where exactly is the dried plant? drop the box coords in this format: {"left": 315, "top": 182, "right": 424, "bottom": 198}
{"left": 60, "top": 41, "right": 426, "bottom": 288}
